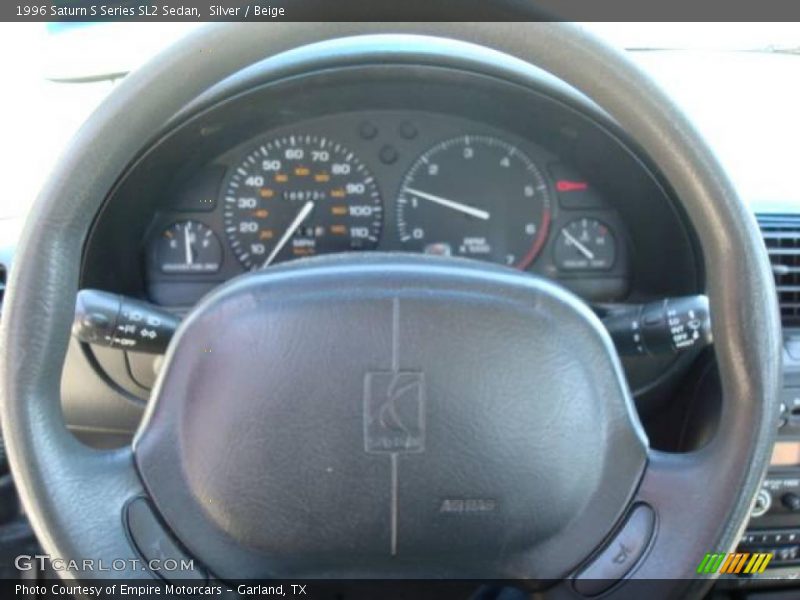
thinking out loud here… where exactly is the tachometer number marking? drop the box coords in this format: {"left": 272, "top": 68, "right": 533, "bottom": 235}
{"left": 395, "top": 135, "right": 552, "bottom": 269}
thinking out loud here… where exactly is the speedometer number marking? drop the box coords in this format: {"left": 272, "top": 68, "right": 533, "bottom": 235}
{"left": 223, "top": 135, "right": 383, "bottom": 270}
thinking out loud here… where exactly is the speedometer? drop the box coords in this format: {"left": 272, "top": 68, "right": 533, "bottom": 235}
{"left": 223, "top": 135, "right": 383, "bottom": 270}
{"left": 396, "top": 135, "right": 551, "bottom": 269}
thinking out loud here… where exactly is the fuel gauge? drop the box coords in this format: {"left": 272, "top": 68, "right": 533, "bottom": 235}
{"left": 553, "top": 218, "right": 616, "bottom": 271}
{"left": 153, "top": 220, "right": 222, "bottom": 274}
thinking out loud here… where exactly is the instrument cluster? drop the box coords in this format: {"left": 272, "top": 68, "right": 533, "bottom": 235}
{"left": 81, "top": 65, "right": 701, "bottom": 400}
{"left": 144, "top": 110, "right": 628, "bottom": 306}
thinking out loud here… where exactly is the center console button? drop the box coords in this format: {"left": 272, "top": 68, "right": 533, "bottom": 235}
{"left": 777, "top": 546, "right": 799, "bottom": 562}
{"left": 751, "top": 489, "right": 772, "bottom": 518}
{"left": 782, "top": 492, "right": 800, "bottom": 512}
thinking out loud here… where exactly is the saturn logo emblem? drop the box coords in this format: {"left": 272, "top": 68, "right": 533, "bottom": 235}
{"left": 363, "top": 371, "right": 425, "bottom": 454}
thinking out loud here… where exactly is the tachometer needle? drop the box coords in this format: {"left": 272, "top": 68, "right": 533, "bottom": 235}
{"left": 262, "top": 200, "right": 315, "bottom": 268}
{"left": 403, "top": 187, "right": 490, "bottom": 221}
{"left": 184, "top": 222, "right": 193, "bottom": 266}
{"left": 562, "top": 229, "right": 595, "bottom": 260}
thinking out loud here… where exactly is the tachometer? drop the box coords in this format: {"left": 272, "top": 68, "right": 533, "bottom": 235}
{"left": 396, "top": 135, "right": 552, "bottom": 269}
{"left": 223, "top": 135, "right": 383, "bottom": 270}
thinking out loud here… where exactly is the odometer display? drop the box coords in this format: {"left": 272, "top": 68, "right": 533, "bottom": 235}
{"left": 223, "top": 135, "right": 382, "bottom": 270}
{"left": 396, "top": 135, "right": 552, "bottom": 269}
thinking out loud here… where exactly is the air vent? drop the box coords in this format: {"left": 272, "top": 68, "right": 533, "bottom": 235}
{"left": 758, "top": 214, "right": 800, "bottom": 326}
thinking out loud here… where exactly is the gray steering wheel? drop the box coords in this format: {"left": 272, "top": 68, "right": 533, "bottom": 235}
{"left": 0, "top": 21, "right": 781, "bottom": 599}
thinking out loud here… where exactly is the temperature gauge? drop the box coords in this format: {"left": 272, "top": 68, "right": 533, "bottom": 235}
{"left": 553, "top": 218, "right": 616, "bottom": 271}
{"left": 153, "top": 220, "right": 222, "bottom": 274}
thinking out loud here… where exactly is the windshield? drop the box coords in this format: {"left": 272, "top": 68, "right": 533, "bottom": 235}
{"left": 0, "top": 22, "right": 799, "bottom": 220}
{"left": 590, "top": 22, "right": 800, "bottom": 52}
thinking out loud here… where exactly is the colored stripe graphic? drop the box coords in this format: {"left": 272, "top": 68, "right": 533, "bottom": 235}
{"left": 698, "top": 552, "right": 773, "bottom": 574}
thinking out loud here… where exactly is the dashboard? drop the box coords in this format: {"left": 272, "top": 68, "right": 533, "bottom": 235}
{"left": 143, "top": 109, "right": 630, "bottom": 306}
{"left": 73, "top": 62, "right": 701, "bottom": 422}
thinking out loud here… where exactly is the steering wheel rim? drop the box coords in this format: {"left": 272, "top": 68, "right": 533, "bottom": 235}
{"left": 0, "top": 22, "right": 781, "bottom": 596}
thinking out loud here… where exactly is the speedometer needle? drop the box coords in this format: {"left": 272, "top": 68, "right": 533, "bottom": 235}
{"left": 562, "top": 229, "right": 595, "bottom": 260}
{"left": 403, "top": 187, "right": 490, "bottom": 221}
{"left": 262, "top": 200, "right": 315, "bottom": 268}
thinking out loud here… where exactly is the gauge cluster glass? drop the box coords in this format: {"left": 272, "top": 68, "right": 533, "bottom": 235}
{"left": 396, "top": 135, "right": 551, "bottom": 268}
{"left": 143, "top": 110, "right": 628, "bottom": 308}
{"left": 222, "top": 135, "right": 383, "bottom": 270}
{"left": 553, "top": 218, "right": 617, "bottom": 271}
{"left": 154, "top": 220, "right": 222, "bottom": 274}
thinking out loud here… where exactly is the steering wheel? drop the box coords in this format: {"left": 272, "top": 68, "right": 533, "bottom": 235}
{"left": 0, "top": 21, "right": 781, "bottom": 598}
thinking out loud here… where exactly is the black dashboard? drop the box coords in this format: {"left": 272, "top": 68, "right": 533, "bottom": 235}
{"left": 141, "top": 108, "right": 635, "bottom": 307}
{"left": 75, "top": 64, "right": 701, "bottom": 418}
{"left": 83, "top": 66, "right": 699, "bottom": 301}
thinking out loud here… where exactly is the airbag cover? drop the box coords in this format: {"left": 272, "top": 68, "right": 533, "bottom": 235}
{"left": 134, "top": 254, "right": 646, "bottom": 579}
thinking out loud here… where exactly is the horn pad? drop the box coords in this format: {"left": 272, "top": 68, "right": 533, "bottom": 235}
{"left": 135, "top": 254, "right": 647, "bottom": 579}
